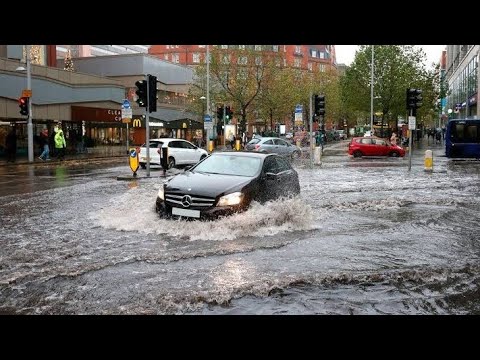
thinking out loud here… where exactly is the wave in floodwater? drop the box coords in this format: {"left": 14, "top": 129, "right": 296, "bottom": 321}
{"left": 90, "top": 185, "right": 316, "bottom": 241}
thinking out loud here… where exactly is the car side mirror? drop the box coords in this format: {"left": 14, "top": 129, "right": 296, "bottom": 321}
{"left": 184, "top": 164, "right": 193, "bottom": 171}
{"left": 265, "top": 172, "right": 276, "bottom": 180}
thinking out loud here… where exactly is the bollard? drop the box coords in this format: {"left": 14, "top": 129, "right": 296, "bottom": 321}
{"left": 424, "top": 149, "right": 433, "bottom": 171}
{"left": 208, "top": 140, "right": 215, "bottom": 153}
{"left": 235, "top": 139, "right": 241, "bottom": 151}
{"left": 314, "top": 146, "right": 322, "bottom": 165}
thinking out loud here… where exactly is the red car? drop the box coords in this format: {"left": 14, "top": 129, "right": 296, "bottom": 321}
{"left": 348, "top": 136, "right": 406, "bottom": 158}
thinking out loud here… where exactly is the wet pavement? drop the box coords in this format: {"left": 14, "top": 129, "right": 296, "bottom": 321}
{"left": 1, "top": 137, "right": 479, "bottom": 314}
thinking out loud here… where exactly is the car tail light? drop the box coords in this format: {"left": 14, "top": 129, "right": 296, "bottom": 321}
{"left": 255, "top": 144, "right": 260, "bottom": 151}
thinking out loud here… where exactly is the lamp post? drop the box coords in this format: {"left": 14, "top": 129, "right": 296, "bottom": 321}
{"left": 200, "top": 95, "right": 206, "bottom": 147}
{"left": 16, "top": 45, "right": 33, "bottom": 163}
{"left": 370, "top": 45, "right": 374, "bottom": 133}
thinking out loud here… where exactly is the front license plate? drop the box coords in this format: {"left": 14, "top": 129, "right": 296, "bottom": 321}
{"left": 172, "top": 207, "right": 200, "bottom": 218}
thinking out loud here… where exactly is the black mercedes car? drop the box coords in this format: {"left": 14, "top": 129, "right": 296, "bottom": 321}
{"left": 156, "top": 152, "right": 300, "bottom": 220}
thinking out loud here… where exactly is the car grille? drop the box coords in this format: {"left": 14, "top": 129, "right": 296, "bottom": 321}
{"left": 165, "top": 193, "right": 216, "bottom": 208}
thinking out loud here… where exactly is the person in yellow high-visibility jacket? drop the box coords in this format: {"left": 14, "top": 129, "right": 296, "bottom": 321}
{"left": 54, "top": 127, "right": 67, "bottom": 161}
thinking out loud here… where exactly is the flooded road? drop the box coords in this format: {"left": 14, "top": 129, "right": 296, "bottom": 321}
{"left": 1, "top": 147, "right": 479, "bottom": 314}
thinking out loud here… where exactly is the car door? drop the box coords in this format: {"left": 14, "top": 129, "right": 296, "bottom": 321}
{"left": 168, "top": 140, "right": 183, "bottom": 164}
{"left": 181, "top": 140, "right": 201, "bottom": 164}
{"left": 273, "top": 138, "right": 288, "bottom": 155}
{"left": 260, "top": 155, "right": 282, "bottom": 202}
{"left": 372, "top": 138, "right": 388, "bottom": 156}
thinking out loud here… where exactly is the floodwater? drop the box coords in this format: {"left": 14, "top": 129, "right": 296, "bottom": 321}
{"left": 1, "top": 149, "right": 479, "bottom": 314}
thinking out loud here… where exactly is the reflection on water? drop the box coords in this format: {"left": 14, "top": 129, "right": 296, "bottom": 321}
{"left": 1, "top": 156, "right": 480, "bottom": 314}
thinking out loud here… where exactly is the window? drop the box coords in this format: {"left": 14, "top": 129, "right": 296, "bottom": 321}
{"left": 308, "top": 62, "right": 313, "bottom": 71}
{"left": 274, "top": 139, "right": 288, "bottom": 146}
{"left": 294, "top": 58, "right": 301, "bottom": 68}
{"left": 166, "top": 45, "right": 170, "bottom": 49}
{"left": 255, "top": 45, "right": 262, "bottom": 51}
{"left": 198, "top": 45, "right": 206, "bottom": 48}
{"left": 311, "top": 50, "right": 317, "bottom": 58}
{"left": 238, "top": 56, "right": 248, "bottom": 65}
{"left": 193, "top": 53, "right": 200, "bottom": 63}
{"left": 255, "top": 56, "right": 262, "bottom": 65}
{"left": 222, "top": 55, "right": 231, "bottom": 64}
{"left": 275, "top": 157, "right": 291, "bottom": 172}
{"left": 172, "top": 53, "right": 180, "bottom": 63}
{"left": 273, "top": 45, "right": 279, "bottom": 52}
{"left": 284, "top": 59, "right": 287, "bottom": 67}
{"left": 221, "top": 45, "right": 228, "bottom": 49}
{"left": 295, "top": 45, "right": 302, "bottom": 54}
{"left": 239, "top": 45, "right": 246, "bottom": 50}
{"left": 319, "top": 63, "right": 325, "bottom": 72}
{"left": 319, "top": 52, "right": 325, "bottom": 59}
{"left": 164, "top": 54, "right": 169, "bottom": 61}
{"left": 237, "top": 69, "right": 247, "bottom": 80}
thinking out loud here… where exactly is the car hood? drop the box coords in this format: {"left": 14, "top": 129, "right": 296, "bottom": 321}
{"left": 165, "top": 171, "right": 254, "bottom": 197}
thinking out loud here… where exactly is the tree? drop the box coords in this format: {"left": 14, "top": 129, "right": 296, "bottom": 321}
{"left": 205, "top": 46, "right": 283, "bottom": 134}
{"left": 64, "top": 48, "right": 75, "bottom": 72}
{"left": 341, "top": 45, "right": 430, "bottom": 133}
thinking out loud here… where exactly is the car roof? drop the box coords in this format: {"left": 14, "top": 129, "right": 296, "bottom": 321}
{"left": 212, "top": 151, "right": 271, "bottom": 159}
{"left": 144, "top": 138, "right": 189, "bottom": 143}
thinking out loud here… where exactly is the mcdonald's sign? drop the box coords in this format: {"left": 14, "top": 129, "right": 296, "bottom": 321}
{"left": 132, "top": 118, "right": 142, "bottom": 128}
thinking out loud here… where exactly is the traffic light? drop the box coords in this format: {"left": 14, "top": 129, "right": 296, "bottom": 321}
{"left": 19, "top": 97, "right": 29, "bottom": 116}
{"left": 414, "top": 89, "right": 423, "bottom": 109}
{"left": 148, "top": 75, "right": 158, "bottom": 113}
{"left": 406, "top": 88, "right": 423, "bottom": 114}
{"left": 216, "top": 107, "right": 224, "bottom": 122}
{"left": 314, "top": 95, "right": 325, "bottom": 116}
{"left": 135, "top": 80, "right": 147, "bottom": 107}
{"left": 225, "top": 106, "right": 233, "bottom": 123}
{"left": 406, "top": 88, "right": 416, "bottom": 110}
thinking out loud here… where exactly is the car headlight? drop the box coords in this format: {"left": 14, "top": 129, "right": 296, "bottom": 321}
{"left": 217, "top": 192, "right": 243, "bottom": 206}
{"left": 157, "top": 186, "right": 164, "bottom": 200}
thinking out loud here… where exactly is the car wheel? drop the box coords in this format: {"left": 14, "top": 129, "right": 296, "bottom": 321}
{"left": 168, "top": 157, "right": 176, "bottom": 169}
{"left": 291, "top": 151, "right": 301, "bottom": 160}
{"left": 390, "top": 151, "right": 399, "bottom": 157}
{"left": 353, "top": 150, "right": 363, "bottom": 158}
{"left": 140, "top": 163, "right": 146, "bottom": 169}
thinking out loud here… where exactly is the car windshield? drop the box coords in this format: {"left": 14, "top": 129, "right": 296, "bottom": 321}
{"left": 193, "top": 154, "right": 262, "bottom": 177}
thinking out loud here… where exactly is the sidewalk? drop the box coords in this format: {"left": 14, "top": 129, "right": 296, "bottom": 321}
{"left": 0, "top": 149, "right": 127, "bottom": 167}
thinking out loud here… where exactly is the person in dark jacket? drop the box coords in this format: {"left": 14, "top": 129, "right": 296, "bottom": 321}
{"left": 5, "top": 127, "right": 17, "bottom": 163}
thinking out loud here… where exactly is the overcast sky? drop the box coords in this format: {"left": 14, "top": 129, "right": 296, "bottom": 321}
{"left": 335, "top": 45, "right": 446, "bottom": 69}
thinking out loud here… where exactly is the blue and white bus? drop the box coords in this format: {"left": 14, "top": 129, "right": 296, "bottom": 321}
{"left": 445, "top": 119, "right": 480, "bottom": 158}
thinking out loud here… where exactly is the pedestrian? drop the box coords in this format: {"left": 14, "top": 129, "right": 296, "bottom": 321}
{"left": 54, "top": 127, "right": 67, "bottom": 161}
{"left": 5, "top": 126, "right": 17, "bottom": 163}
{"left": 38, "top": 128, "right": 51, "bottom": 161}
{"left": 229, "top": 132, "right": 235, "bottom": 149}
{"left": 390, "top": 132, "right": 397, "bottom": 146}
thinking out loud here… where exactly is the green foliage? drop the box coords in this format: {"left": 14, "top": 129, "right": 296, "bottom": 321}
{"left": 341, "top": 45, "right": 439, "bottom": 128}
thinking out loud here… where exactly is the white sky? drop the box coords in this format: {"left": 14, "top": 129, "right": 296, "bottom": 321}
{"left": 335, "top": 45, "right": 446, "bottom": 68}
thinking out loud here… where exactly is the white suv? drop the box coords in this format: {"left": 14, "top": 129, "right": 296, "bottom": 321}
{"left": 138, "top": 138, "right": 208, "bottom": 169}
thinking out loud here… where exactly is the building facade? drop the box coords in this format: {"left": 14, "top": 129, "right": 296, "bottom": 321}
{"left": 148, "top": 45, "right": 337, "bottom": 71}
{"left": 446, "top": 45, "right": 479, "bottom": 119}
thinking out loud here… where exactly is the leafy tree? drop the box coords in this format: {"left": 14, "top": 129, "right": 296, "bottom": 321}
{"left": 342, "top": 45, "right": 431, "bottom": 132}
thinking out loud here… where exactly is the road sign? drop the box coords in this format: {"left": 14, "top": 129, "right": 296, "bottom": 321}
{"left": 408, "top": 116, "right": 416, "bottom": 130}
{"left": 295, "top": 104, "right": 303, "bottom": 113}
{"left": 204, "top": 114, "right": 212, "bottom": 122}
{"left": 122, "top": 99, "right": 131, "bottom": 109}
{"left": 122, "top": 118, "right": 132, "bottom": 123}
{"left": 22, "top": 89, "right": 32, "bottom": 98}
{"left": 121, "top": 108, "right": 133, "bottom": 119}
{"left": 204, "top": 123, "right": 213, "bottom": 131}
{"left": 129, "top": 147, "right": 139, "bottom": 176}
{"left": 295, "top": 112, "right": 303, "bottom": 126}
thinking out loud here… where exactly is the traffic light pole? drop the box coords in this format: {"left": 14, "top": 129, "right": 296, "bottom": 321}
{"left": 145, "top": 74, "right": 150, "bottom": 177}
{"left": 309, "top": 92, "right": 313, "bottom": 169}
{"left": 223, "top": 103, "right": 226, "bottom": 148}
{"left": 408, "top": 108, "right": 413, "bottom": 172}
{"left": 26, "top": 45, "right": 33, "bottom": 163}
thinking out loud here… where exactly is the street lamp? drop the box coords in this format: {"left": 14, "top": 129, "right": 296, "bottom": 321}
{"left": 15, "top": 44, "right": 33, "bottom": 163}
